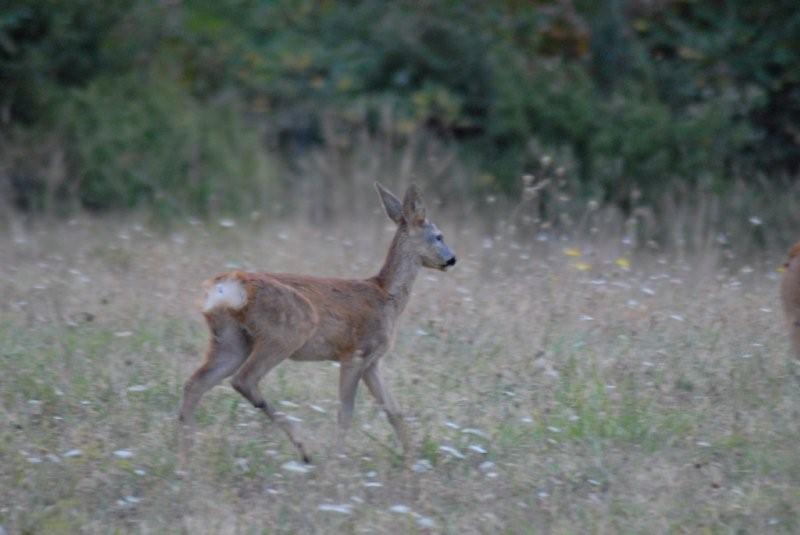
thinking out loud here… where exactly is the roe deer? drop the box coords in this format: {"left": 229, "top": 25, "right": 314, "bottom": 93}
{"left": 178, "top": 183, "right": 456, "bottom": 463}
{"left": 780, "top": 240, "right": 800, "bottom": 359}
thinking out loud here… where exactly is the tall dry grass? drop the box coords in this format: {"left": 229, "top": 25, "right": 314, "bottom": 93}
{"left": 1, "top": 204, "right": 798, "bottom": 533}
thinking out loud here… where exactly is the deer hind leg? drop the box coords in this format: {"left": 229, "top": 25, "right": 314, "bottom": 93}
{"left": 363, "top": 362, "right": 412, "bottom": 461}
{"left": 231, "top": 341, "right": 312, "bottom": 463}
{"left": 782, "top": 299, "right": 800, "bottom": 359}
{"left": 178, "top": 312, "right": 250, "bottom": 469}
{"left": 790, "top": 318, "right": 800, "bottom": 359}
{"left": 179, "top": 311, "right": 251, "bottom": 428}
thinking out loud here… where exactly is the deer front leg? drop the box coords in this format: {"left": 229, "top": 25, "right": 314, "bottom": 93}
{"left": 363, "top": 361, "right": 412, "bottom": 462}
{"left": 336, "top": 360, "right": 364, "bottom": 455}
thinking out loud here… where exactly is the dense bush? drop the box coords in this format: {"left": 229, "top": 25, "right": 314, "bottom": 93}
{"left": 1, "top": 0, "right": 798, "bottom": 215}
{"left": 62, "top": 74, "right": 278, "bottom": 215}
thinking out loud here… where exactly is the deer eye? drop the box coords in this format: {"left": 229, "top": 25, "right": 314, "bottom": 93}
{"left": 435, "top": 234, "right": 443, "bottom": 242}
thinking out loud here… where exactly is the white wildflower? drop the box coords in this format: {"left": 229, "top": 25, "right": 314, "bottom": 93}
{"left": 412, "top": 459, "right": 432, "bottom": 473}
{"left": 318, "top": 504, "right": 353, "bottom": 515}
{"left": 389, "top": 505, "right": 411, "bottom": 514}
{"left": 281, "top": 461, "right": 312, "bottom": 474}
{"left": 438, "top": 445, "right": 465, "bottom": 459}
{"left": 468, "top": 444, "right": 487, "bottom": 454}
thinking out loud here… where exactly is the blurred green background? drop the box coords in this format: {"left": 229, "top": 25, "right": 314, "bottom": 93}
{"left": 1, "top": 0, "right": 799, "bottom": 236}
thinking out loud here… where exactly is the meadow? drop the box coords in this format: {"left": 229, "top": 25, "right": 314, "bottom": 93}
{"left": 1, "top": 214, "right": 798, "bottom": 533}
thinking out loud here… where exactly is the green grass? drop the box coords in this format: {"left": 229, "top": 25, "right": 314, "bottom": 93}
{"left": 1, "top": 218, "right": 798, "bottom": 533}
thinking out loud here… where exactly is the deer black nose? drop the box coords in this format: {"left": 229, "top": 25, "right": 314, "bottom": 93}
{"left": 445, "top": 256, "right": 456, "bottom": 267}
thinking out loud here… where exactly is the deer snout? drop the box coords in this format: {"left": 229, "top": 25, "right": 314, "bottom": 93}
{"left": 445, "top": 256, "right": 456, "bottom": 267}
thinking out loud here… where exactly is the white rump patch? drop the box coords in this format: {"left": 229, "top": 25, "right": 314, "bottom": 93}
{"left": 202, "top": 279, "right": 247, "bottom": 312}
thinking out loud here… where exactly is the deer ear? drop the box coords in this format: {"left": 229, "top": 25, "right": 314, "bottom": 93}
{"left": 375, "top": 182, "right": 404, "bottom": 225}
{"left": 403, "top": 184, "right": 426, "bottom": 225}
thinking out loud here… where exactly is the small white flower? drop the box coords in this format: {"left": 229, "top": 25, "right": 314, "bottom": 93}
{"left": 113, "top": 449, "right": 134, "bottom": 459}
{"left": 412, "top": 459, "right": 432, "bottom": 473}
{"left": 438, "top": 445, "right": 465, "bottom": 459}
{"left": 318, "top": 504, "right": 352, "bottom": 515}
{"left": 415, "top": 515, "right": 437, "bottom": 528}
{"left": 389, "top": 505, "right": 412, "bottom": 514}
{"left": 468, "top": 444, "right": 487, "bottom": 454}
{"left": 281, "top": 461, "right": 312, "bottom": 473}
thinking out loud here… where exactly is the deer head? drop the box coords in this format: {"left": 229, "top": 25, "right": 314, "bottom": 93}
{"left": 375, "top": 182, "right": 456, "bottom": 271}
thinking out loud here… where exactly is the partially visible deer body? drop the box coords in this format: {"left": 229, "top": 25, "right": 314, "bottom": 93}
{"left": 780, "top": 240, "right": 800, "bottom": 359}
{"left": 178, "top": 183, "right": 455, "bottom": 463}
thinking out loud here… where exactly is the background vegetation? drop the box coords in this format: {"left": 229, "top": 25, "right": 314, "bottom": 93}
{"left": 1, "top": 0, "right": 799, "bottom": 242}
{"left": 2, "top": 2, "right": 800, "bottom": 532}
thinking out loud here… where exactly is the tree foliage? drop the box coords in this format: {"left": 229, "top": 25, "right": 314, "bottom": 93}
{"left": 1, "top": 0, "right": 798, "bottom": 213}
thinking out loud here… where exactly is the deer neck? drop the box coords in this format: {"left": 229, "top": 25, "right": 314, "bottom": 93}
{"left": 375, "top": 228, "right": 420, "bottom": 312}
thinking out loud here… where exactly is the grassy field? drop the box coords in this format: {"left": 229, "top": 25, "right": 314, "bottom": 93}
{"left": 1, "top": 216, "right": 799, "bottom": 534}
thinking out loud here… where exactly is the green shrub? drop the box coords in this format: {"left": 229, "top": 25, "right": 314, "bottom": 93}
{"left": 61, "top": 73, "right": 279, "bottom": 215}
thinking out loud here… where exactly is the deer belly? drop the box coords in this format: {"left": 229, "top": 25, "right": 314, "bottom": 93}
{"left": 289, "top": 336, "right": 340, "bottom": 362}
